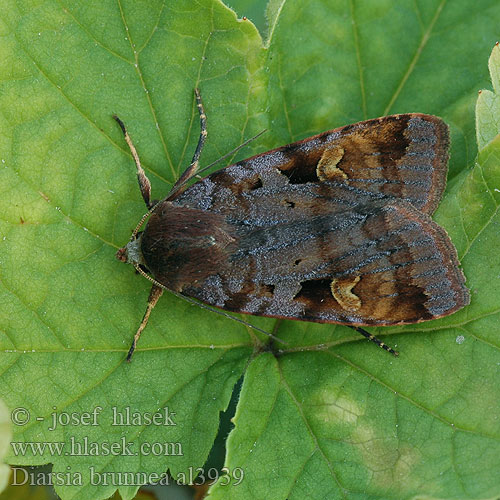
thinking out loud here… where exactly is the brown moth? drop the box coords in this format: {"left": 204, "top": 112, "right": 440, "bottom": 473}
{"left": 115, "top": 89, "right": 470, "bottom": 361}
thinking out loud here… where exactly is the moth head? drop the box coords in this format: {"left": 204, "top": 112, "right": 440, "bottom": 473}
{"left": 116, "top": 200, "right": 162, "bottom": 266}
{"left": 116, "top": 233, "right": 146, "bottom": 267}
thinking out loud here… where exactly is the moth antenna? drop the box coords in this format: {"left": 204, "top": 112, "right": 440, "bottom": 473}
{"left": 133, "top": 264, "right": 288, "bottom": 347}
{"left": 130, "top": 200, "right": 162, "bottom": 240}
{"left": 350, "top": 326, "right": 399, "bottom": 357}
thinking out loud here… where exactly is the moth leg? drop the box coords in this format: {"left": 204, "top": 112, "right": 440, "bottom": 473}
{"left": 169, "top": 88, "right": 207, "bottom": 195}
{"left": 113, "top": 114, "right": 153, "bottom": 208}
{"left": 350, "top": 326, "right": 399, "bottom": 357}
{"left": 127, "top": 284, "right": 163, "bottom": 362}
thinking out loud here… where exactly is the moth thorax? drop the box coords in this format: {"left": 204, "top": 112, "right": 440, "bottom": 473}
{"left": 116, "top": 235, "right": 146, "bottom": 267}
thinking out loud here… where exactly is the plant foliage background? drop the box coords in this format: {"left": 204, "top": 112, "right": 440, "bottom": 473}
{"left": 0, "top": 0, "right": 499, "bottom": 499}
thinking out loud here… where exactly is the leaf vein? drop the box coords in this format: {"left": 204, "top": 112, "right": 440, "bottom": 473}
{"left": 383, "top": 0, "right": 447, "bottom": 114}
{"left": 328, "top": 350, "right": 498, "bottom": 439}
{"left": 136, "top": 0, "right": 166, "bottom": 54}
{"left": 349, "top": 0, "right": 367, "bottom": 119}
{"left": 55, "top": 1, "right": 133, "bottom": 65}
{"left": 116, "top": 0, "right": 175, "bottom": 177}
{"left": 278, "top": 362, "right": 347, "bottom": 497}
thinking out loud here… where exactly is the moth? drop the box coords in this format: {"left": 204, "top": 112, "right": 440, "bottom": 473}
{"left": 115, "top": 89, "right": 469, "bottom": 361}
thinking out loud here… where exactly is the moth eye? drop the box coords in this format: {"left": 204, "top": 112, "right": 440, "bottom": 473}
{"left": 330, "top": 276, "right": 362, "bottom": 312}
{"left": 283, "top": 199, "right": 295, "bottom": 208}
{"left": 294, "top": 259, "right": 302, "bottom": 266}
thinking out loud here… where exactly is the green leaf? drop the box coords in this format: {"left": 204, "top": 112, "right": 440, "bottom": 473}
{"left": 0, "top": 1, "right": 499, "bottom": 500}
{"left": 211, "top": 130, "right": 500, "bottom": 500}
{"left": 0, "top": 400, "right": 11, "bottom": 494}
{"left": 476, "top": 42, "right": 500, "bottom": 150}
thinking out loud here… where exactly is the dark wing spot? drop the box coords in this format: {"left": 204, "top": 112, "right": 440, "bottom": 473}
{"left": 294, "top": 279, "right": 331, "bottom": 301}
{"left": 250, "top": 177, "right": 263, "bottom": 190}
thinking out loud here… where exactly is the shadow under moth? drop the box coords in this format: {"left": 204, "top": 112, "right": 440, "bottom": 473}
{"left": 115, "top": 89, "right": 469, "bottom": 361}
